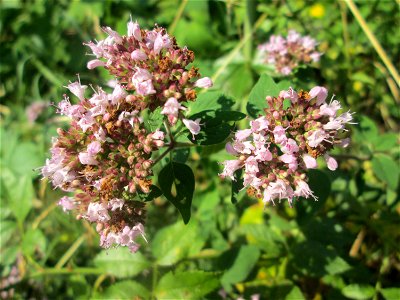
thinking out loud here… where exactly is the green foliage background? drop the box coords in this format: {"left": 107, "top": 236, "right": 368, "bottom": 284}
{"left": 1, "top": 1, "right": 399, "bottom": 299}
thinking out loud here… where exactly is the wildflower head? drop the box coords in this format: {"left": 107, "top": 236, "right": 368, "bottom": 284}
{"left": 221, "top": 86, "right": 353, "bottom": 206}
{"left": 258, "top": 30, "right": 322, "bottom": 75}
{"left": 43, "top": 20, "right": 212, "bottom": 252}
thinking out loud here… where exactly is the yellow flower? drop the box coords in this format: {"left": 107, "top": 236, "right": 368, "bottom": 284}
{"left": 309, "top": 3, "right": 325, "bottom": 18}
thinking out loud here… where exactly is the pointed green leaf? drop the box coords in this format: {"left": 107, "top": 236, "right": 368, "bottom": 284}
{"left": 94, "top": 248, "right": 151, "bottom": 278}
{"left": 158, "top": 162, "right": 195, "bottom": 224}
{"left": 152, "top": 221, "right": 204, "bottom": 266}
{"left": 247, "top": 74, "right": 279, "bottom": 118}
{"left": 155, "top": 271, "right": 219, "bottom": 299}
{"left": 221, "top": 245, "right": 260, "bottom": 289}
{"left": 372, "top": 153, "right": 399, "bottom": 190}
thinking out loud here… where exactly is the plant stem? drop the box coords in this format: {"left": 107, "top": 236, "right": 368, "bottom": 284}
{"left": 168, "top": 0, "right": 188, "bottom": 34}
{"left": 345, "top": 0, "right": 400, "bottom": 86}
{"left": 165, "top": 142, "right": 197, "bottom": 148}
{"left": 151, "top": 263, "right": 158, "bottom": 300}
{"left": 32, "top": 202, "right": 57, "bottom": 230}
{"left": 153, "top": 147, "right": 172, "bottom": 166}
{"left": 211, "top": 13, "right": 267, "bottom": 83}
{"left": 29, "top": 267, "right": 105, "bottom": 278}
{"left": 55, "top": 235, "right": 85, "bottom": 269}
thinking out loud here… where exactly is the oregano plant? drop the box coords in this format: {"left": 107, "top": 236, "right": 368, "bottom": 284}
{"left": 42, "top": 20, "right": 353, "bottom": 254}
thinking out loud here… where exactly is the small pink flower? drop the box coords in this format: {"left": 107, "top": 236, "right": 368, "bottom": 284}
{"left": 77, "top": 112, "right": 95, "bottom": 132}
{"left": 279, "top": 153, "right": 298, "bottom": 171}
{"left": 131, "top": 49, "right": 148, "bottom": 61}
{"left": 110, "top": 84, "right": 127, "bottom": 105}
{"left": 152, "top": 129, "right": 165, "bottom": 140}
{"left": 194, "top": 77, "right": 213, "bottom": 88}
{"left": 319, "top": 99, "right": 341, "bottom": 117}
{"left": 303, "top": 154, "right": 318, "bottom": 169}
{"left": 220, "top": 160, "right": 243, "bottom": 180}
{"left": 136, "top": 80, "right": 156, "bottom": 95}
{"left": 307, "top": 129, "right": 328, "bottom": 147}
{"left": 87, "top": 141, "right": 101, "bottom": 156}
{"left": 161, "top": 97, "right": 186, "bottom": 124}
{"left": 108, "top": 198, "right": 124, "bottom": 211}
{"left": 254, "top": 146, "right": 272, "bottom": 162}
{"left": 65, "top": 81, "right": 87, "bottom": 101}
{"left": 153, "top": 32, "right": 172, "bottom": 54}
{"left": 87, "top": 59, "right": 106, "bottom": 69}
{"left": 273, "top": 126, "right": 287, "bottom": 144}
{"left": 225, "top": 143, "right": 238, "bottom": 155}
{"left": 102, "top": 26, "right": 123, "bottom": 44}
{"left": 78, "top": 152, "right": 98, "bottom": 165}
{"left": 294, "top": 180, "right": 317, "bottom": 200}
{"left": 235, "top": 129, "right": 252, "bottom": 141}
{"left": 245, "top": 156, "right": 259, "bottom": 174}
{"left": 250, "top": 116, "right": 270, "bottom": 132}
{"left": 324, "top": 154, "right": 338, "bottom": 171}
{"left": 279, "top": 87, "right": 298, "bottom": 104}
{"left": 127, "top": 21, "right": 142, "bottom": 41}
{"left": 183, "top": 118, "right": 201, "bottom": 140}
{"left": 84, "top": 41, "right": 105, "bottom": 58}
{"left": 309, "top": 86, "right": 328, "bottom": 106}
{"left": 132, "top": 68, "right": 152, "bottom": 82}
{"left": 86, "top": 202, "right": 110, "bottom": 222}
{"left": 58, "top": 196, "right": 75, "bottom": 212}
{"left": 281, "top": 138, "right": 299, "bottom": 154}
{"left": 94, "top": 127, "right": 106, "bottom": 141}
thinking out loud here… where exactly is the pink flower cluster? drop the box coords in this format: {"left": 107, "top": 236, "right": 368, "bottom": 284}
{"left": 85, "top": 20, "right": 212, "bottom": 137}
{"left": 42, "top": 21, "right": 212, "bottom": 252}
{"left": 258, "top": 30, "right": 322, "bottom": 75}
{"left": 220, "top": 86, "right": 353, "bottom": 206}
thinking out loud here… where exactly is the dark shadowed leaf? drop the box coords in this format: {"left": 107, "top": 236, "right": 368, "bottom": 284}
{"left": 372, "top": 153, "right": 399, "bottom": 191}
{"left": 231, "top": 169, "right": 243, "bottom": 204}
{"left": 158, "top": 162, "right": 195, "bottom": 224}
{"left": 221, "top": 245, "right": 260, "bottom": 290}
{"left": 137, "top": 185, "right": 163, "bottom": 202}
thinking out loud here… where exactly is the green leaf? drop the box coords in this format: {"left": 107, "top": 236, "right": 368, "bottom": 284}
{"left": 342, "top": 284, "right": 375, "bottom": 300}
{"left": 240, "top": 224, "right": 285, "bottom": 258}
{"left": 0, "top": 220, "right": 17, "bottom": 249}
{"left": 152, "top": 221, "right": 204, "bottom": 266}
{"left": 307, "top": 169, "right": 331, "bottom": 202}
{"left": 231, "top": 169, "right": 244, "bottom": 204}
{"left": 371, "top": 133, "right": 398, "bottom": 152}
{"left": 9, "top": 142, "right": 42, "bottom": 177}
{"left": 290, "top": 241, "right": 350, "bottom": 277}
{"left": 285, "top": 285, "right": 305, "bottom": 300}
{"left": 277, "top": 79, "right": 291, "bottom": 91}
{"left": 93, "top": 248, "right": 151, "bottom": 278}
{"left": 380, "top": 288, "right": 400, "bottom": 300}
{"left": 186, "top": 91, "right": 235, "bottom": 116}
{"left": 188, "top": 111, "right": 245, "bottom": 146}
{"left": 144, "top": 107, "right": 164, "bottom": 132}
{"left": 137, "top": 185, "right": 163, "bottom": 202}
{"left": 372, "top": 153, "right": 399, "bottom": 190}
{"left": 8, "top": 175, "right": 34, "bottom": 225}
{"left": 158, "top": 162, "right": 195, "bottom": 224}
{"left": 21, "top": 228, "right": 47, "bottom": 256}
{"left": 92, "top": 280, "right": 149, "bottom": 299}
{"left": 155, "top": 271, "right": 219, "bottom": 299}
{"left": 221, "top": 245, "right": 260, "bottom": 289}
{"left": 247, "top": 74, "right": 279, "bottom": 118}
